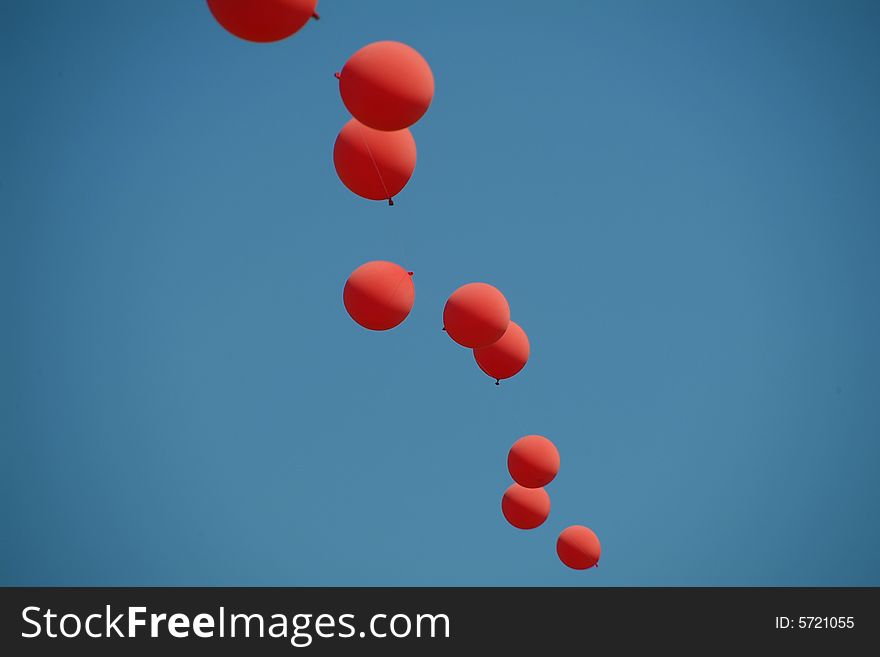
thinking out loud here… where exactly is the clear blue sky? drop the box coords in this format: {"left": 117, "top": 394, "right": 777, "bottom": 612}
{"left": 2, "top": 0, "right": 879, "bottom": 585}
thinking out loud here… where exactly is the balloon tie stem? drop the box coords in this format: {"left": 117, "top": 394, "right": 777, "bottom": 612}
{"left": 312, "top": 11, "right": 320, "bottom": 20}
{"left": 495, "top": 379, "right": 500, "bottom": 386}
{"left": 388, "top": 198, "right": 394, "bottom": 206}
{"left": 334, "top": 71, "right": 341, "bottom": 80}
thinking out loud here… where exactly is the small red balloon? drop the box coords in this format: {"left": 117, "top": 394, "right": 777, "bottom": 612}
{"left": 473, "top": 321, "right": 530, "bottom": 383}
{"left": 207, "top": 0, "right": 318, "bottom": 43}
{"left": 343, "top": 261, "right": 414, "bottom": 331}
{"left": 443, "top": 283, "right": 510, "bottom": 348}
{"left": 508, "top": 435, "right": 560, "bottom": 488}
{"left": 338, "top": 41, "right": 435, "bottom": 131}
{"left": 501, "top": 483, "right": 550, "bottom": 530}
{"left": 333, "top": 119, "right": 417, "bottom": 204}
{"left": 557, "top": 525, "right": 601, "bottom": 570}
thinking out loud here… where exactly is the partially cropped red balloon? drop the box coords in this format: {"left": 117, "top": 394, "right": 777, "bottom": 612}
{"left": 333, "top": 119, "right": 417, "bottom": 204}
{"left": 473, "top": 321, "right": 530, "bottom": 383}
{"left": 443, "top": 283, "right": 510, "bottom": 348}
{"left": 501, "top": 483, "right": 550, "bottom": 530}
{"left": 508, "top": 435, "right": 559, "bottom": 488}
{"left": 343, "top": 261, "right": 414, "bottom": 331}
{"left": 207, "top": 0, "right": 318, "bottom": 43}
{"left": 557, "top": 525, "right": 601, "bottom": 570}
{"left": 338, "top": 41, "right": 434, "bottom": 131}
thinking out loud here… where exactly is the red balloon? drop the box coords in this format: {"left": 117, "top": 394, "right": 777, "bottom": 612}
{"left": 473, "top": 321, "right": 530, "bottom": 383}
{"left": 343, "top": 261, "right": 414, "bottom": 331}
{"left": 333, "top": 119, "right": 417, "bottom": 204}
{"left": 508, "top": 435, "right": 560, "bottom": 488}
{"left": 443, "top": 283, "right": 510, "bottom": 348}
{"left": 557, "top": 525, "right": 601, "bottom": 570}
{"left": 501, "top": 483, "right": 550, "bottom": 530}
{"left": 207, "top": 0, "right": 318, "bottom": 43}
{"left": 338, "top": 41, "right": 435, "bottom": 131}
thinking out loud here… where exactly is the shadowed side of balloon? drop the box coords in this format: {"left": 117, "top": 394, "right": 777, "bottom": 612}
{"left": 206, "top": 0, "right": 321, "bottom": 43}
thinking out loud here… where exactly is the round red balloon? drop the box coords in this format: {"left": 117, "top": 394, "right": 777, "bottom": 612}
{"left": 557, "top": 525, "right": 601, "bottom": 570}
{"left": 501, "top": 483, "right": 550, "bottom": 530}
{"left": 443, "top": 283, "right": 510, "bottom": 348}
{"left": 473, "top": 321, "right": 530, "bottom": 383}
{"left": 207, "top": 0, "right": 318, "bottom": 43}
{"left": 338, "top": 41, "right": 435, "bottom": 131}
{"left": 343, "top": 261, "right": 414, "bottom": 331}
{"left": 508, "top": 435, "right": 559, "bottom": 488}
{"left": 333, "top": 119, "right": 417, "bottom": 204}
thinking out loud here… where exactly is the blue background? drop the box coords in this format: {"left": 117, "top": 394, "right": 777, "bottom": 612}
{"left": 2, "top": 0, "right": 879, "bottom": 586}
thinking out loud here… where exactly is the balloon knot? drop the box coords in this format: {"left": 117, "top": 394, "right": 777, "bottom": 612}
{"left": 388, "top": 198, "right": 394, "bottom": 206}
{"left": 495, "top": 379, "right": 500, "bottom": 386}
{"left": 312, "top": 11, "right": 320, "bottom": 20}
{"left": 441, "top": 327, "right": 446, "bottom": 331}
{"left": 334, "top": 71, "right": 341, "bottom": 80}
{"left": 407, "top": 271, "right": 414, "bottom": 276}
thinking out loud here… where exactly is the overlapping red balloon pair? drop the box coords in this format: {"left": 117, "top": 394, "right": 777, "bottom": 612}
{"left": 443, "top": 282, "right": 529, "bottom": 384}
{"left": 333, "top": 41, "right": 434, "bottom": 205}
{"left": 503, "top": 435, "right": 601, "bottom": 570}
